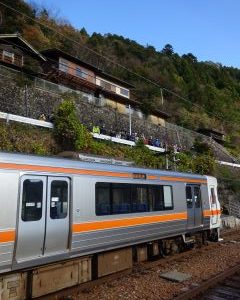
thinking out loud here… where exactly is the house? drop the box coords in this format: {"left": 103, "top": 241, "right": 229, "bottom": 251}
{"left": 41, "top": 49, "right": 139, "bottom": 111}
{"left": 197, "top": 128, "right": 225, "bottom": 145}
{"left": 0, "top": 34, "right": 171, "bottom": 128}
{"left": 148, "top": 109, "right": 171, "bottom": 127}
{"left": 0, "top": 33, "right": 46, "bottom": 72}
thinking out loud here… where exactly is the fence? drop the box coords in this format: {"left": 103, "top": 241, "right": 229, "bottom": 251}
{"left": 0, "top": 111, "right": 53, "bottom": 128}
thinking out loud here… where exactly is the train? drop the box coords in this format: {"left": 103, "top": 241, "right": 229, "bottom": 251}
{"left": 0, "top": 151, "right": 221, "bottom": 299}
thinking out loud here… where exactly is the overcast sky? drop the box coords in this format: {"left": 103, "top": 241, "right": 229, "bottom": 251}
{"left": 27, "top": 0, "right": 240, "bottom": 68}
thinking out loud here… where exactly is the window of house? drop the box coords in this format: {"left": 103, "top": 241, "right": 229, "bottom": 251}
{"left": 120, "top": 88, "right": 129, "bottom": 97}
{"left": 3, "top": 50, "right": 14, "bottom": 64}
{"left": 76, "top": 67, "right": 88, "bottom": 79}
{"left": 59, "top": 58, "right": 69, "bottom": 73}
{"left": 110, "top": 84, "right": 117, "bottom": 93}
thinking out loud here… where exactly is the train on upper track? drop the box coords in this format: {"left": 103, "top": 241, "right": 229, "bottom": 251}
{"left": 0, "top": 151, "right": 221, "bottom": 299}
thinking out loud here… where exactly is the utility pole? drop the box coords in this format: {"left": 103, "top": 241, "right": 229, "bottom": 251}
{"left": 160, "top": 88, "right": 164, "bottom": 106}
{"left": 129, "top": 104, "right": 132, "bottom": 136}
{"left": 165, "top": 144, "right": 169, "bottom": 170}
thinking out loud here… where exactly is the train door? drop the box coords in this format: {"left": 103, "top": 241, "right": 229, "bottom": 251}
{"left": 16, "top": 175, "right": 47, "bottom": 261}
{"left": 44, "top": 177, "right": 70, "bottom": 254}
{"left": 186, "top": 184, "right": 203, "bottom": 228}
{"left": 210, "top": 185, "right": 218, "bottom": 225}
{"left": 16, "top": 175, "right": 70, "bottom": 262}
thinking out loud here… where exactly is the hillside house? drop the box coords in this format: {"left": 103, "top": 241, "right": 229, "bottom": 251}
{"left": 198, "top": 128, "right": 225, "bottom": 145}
{"left": 41, "top": 49, "right": 139, "bottom": 112}
{"left": 0, "top": 33, "right": 46, "bottom": 72}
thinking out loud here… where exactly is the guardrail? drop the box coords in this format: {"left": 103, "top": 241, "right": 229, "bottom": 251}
{"left": 92, "top": 133, "right": 165, "bottom": 152}
{"left": 217, "top": 160, "right": 240, "bottom": 168}
{"left": 0, "top": 112, "right": 54, "bottom": 129}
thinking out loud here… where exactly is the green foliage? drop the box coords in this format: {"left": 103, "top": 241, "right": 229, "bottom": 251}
{"left": 216, "top": 165, "right": 240, "bottom": 193}
{"left": 193, "top": 138, "right": 213, "bottom": 156}
{"left": 0, "top": 122, "right": 56, "bottom": 155}
{"left": 175, "top": 152, "right": 193, "bottom": 173}
{"left": 53, "top": 100, "right": 93, "bottom": 151}
{"left": 192, "top": 154, "right": 216, "bottom": 175}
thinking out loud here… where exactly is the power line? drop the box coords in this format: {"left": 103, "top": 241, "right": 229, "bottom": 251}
{"left": 0, "top": 1, "right": 238, "bottom": 126}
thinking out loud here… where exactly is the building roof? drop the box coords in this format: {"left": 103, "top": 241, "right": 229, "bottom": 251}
{"left": 152, "top": 109, "right": 171, "bottom": 119}
{"left": 0, "top": 33, "right": 46, "bottom": 61}
{"left": 41, "top": 48, "right": 134, "bottom": 89}
{"left": 198, "top": 128, "right": 225, "bottom": 136}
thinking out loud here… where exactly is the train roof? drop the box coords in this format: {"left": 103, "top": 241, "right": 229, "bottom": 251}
{"left": 0, "top": 151, "right": 208, "bottom": 180}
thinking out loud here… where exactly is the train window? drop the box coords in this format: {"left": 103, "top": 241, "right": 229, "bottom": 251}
{"left": 112, "top": 183, "right": 131, "bottom": 214}
{"left": 210, "top": 187, "right": 216, "bottom": 204}
{"left": 95, "top": 183, "right": 173, "bottom": 216}
{"left": 21, "top": 179, "right": 43, "bottom": 222}
{"left": 96, "top": 183, "right": 111, "bottom": 215}
{"left": 131, "top": 185, "right": 148, "bottom": 212}
{"left": 50, "top": 180, "right": 68, "bottom": 219}
{"left": 163, "top": 186, "right": 173, "bottom": 209}
{"left": 186, "top": 186, "right": 193, "bottom": 208}
{"left": 148, "top": 185, "right": 164, "bottom": 211}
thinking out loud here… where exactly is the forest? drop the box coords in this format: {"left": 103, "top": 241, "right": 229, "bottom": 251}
{"left": 1, "top": 0, "right": 240, "bottom": 154}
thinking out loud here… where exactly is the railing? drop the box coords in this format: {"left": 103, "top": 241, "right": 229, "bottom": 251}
{"left": 0, "top": 111, "right": 53, "bottom": 129}
{"left": 91, "top": 133, "right": 166, "bottom": 152}
{"left": 218, "top": 161, "right": 240, "bottom": 168}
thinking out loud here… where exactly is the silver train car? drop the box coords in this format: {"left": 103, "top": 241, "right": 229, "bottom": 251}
{"left": 0, "top": 152, "right": 221, "bottom": 278}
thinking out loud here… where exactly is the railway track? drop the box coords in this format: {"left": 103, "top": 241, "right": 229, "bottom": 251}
{"left": 174, "top": 263, "right": 240, "bottom": 300}
{"left": 38, "top": 229, "right": 240, "bottom": 300}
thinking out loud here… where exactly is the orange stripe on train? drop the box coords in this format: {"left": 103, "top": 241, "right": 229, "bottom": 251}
{"left": 0, "top": 162, "right": 207, "bottom": 183}
{"left": 0, "top": 230, "right": 15, "bottom": 243}
{"left": 160, "top": 176, "right": 207, "bottom": 184}
{"left": 72, "top": 212, "right": 188, "bottom": 233}
{"left": 203, "top": 209, "right": 221, "bottom": 217}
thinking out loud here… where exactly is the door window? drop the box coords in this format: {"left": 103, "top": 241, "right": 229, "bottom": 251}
{"left": 186, "top": 186, "right": 193, "bottom": 208}
{"left": 194, "top": 186, "right": 201, "bottom": 208}
{"left": 50, "top": 180, "right": 68, "bottom": 219}
{"left": 210, "top": 187, "right": 216, "bottom": 204}
{"left": 22, "top": 179, "right": 43, "bottom": 222}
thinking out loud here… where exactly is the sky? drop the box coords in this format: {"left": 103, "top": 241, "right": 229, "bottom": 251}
{"left": 27, "top": 0, "right": 240, "bottom": 68}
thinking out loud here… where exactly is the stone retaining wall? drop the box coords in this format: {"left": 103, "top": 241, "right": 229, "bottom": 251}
{"left": 0, "top": 75, "right": 235, "bottom": 163}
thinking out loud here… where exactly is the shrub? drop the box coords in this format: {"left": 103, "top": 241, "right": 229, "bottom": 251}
{"left": 54, "top": 100, "right": 93, "bottom": 151}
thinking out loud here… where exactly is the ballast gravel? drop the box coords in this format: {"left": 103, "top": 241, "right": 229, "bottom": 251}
{"left": 74, "top": 229, "right": 240, "bottom": 300}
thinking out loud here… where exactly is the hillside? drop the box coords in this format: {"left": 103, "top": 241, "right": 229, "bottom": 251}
{"left": 1, "top": 0, "right": 240, "bottom": 154}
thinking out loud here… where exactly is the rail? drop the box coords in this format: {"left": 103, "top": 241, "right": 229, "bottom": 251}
{"left": 0, "top": 111, "right": 54, "bottom": 129}
{"left": 92, "top": 133, "right": 165, "bottom": 152}
{"left": 174, "top": 263, "right": 240, "bottom": 300}
{"left": 218, "top": 160, "right": 240, "bottom": 168}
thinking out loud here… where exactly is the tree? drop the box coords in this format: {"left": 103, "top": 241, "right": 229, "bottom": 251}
{"left": 161, "top": 44, "right": 174, "bottom": 56}
{"left": 182, "top": 53, "right": 197, "bottom": 63}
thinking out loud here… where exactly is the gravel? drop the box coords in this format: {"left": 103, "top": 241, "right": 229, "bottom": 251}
{"left": 72, "top": 229, "right": 240, "bottom": 300}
